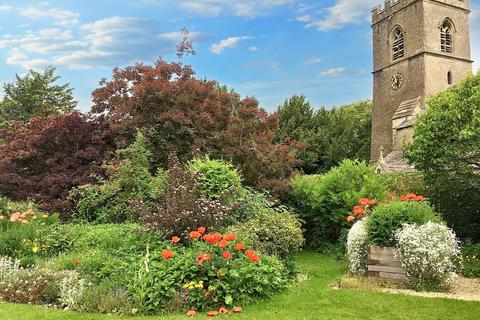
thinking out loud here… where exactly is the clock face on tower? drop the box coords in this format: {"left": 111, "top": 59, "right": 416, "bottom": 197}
{"left": 390, "top": 73, "right": 404, "bottom": 90}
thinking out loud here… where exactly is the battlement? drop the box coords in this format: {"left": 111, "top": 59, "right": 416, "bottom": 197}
{"left": 372, "top": 0, "right": 470, "bottom": 24}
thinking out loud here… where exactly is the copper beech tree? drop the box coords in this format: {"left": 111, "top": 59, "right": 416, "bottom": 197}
{"left": 0, "top": 111, "right": 114, "bottom": 213}
{"left": 91, "top": 59, "right": 300, "bottom": 195}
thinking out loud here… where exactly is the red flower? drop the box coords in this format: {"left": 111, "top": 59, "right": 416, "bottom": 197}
{"left": 245, "top": 249, "right": 255, "bottom": 257}
{"left": 204, "top": 290, "right": 210, "bottom": 297}
{"left": 405, "top": 193, "right": 417, "bottom": 200}
{"left": 223, "top": 234, "right": 236, "bottom": 241}
{"left": 415, "top": 195, "right": 425, "bottom": 202}
{"left": 353, "top": 206, "right": 364, "bottom": 217}
{"left": 219, "top": 307, "right": 229, "bottom": 314}
{"left": 234, "top": 243, "right": 245, "bottom": 251}
{"left": 399, "top": 195, "right": 407, "bottom": 201}
{"left": 222, "top": 251, "right": 231, "bottom": 259}
{"left": 197, "top": 227, "right": 206, "bottom": 234}
{"left": 171, "top": 236, "right": 181, "bottom": 244}
{"left": 213, "top": 232, "right": 223, "bottom": 241}
{"left": 189, "top": 231, "right": 202, "bottom": 239}
{"left": 186, "top": 310, "right": 197, "bottom": 317}
{"left": 358, "top": 198, "right": 369, "bottom": 206}
{"left": 162, "top": 249, "right": 174, "bottom": 260}
{"left": 233, "top": 306, "right": 243, "bottom": 313}
{"left": 203, "top": 234, "right": 218, "bottom": 245}
{"left": 346, "top": 215, "right": 355, "bottom": 223}
{"left": 197, "top": 253, "right": 211, "bottom": 265}
{"left": 217, "top": 239, "right": 228, "bottom": 248}
{"left": 207, "top": 311, "right": 218, "bottom": 317}
{"left": 249, "top": 255, "right": 260, "bottom": 263}
{"left": 73, "top": 259, "right": 80, "bottom": 266}
{"left": 368, "top": 199, "right": 377, "bottom": 206}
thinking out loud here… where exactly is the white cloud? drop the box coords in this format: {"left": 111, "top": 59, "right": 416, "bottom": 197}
{"left": 19, "top": 6, "right": 79, "bottom": 26}
{"left": 249, "top": 46, "right": 258, "bottom": 52}
{"left": 304, "top": 57, "right": 321, "bottom": 64}
{"left": 211, "top": 36, "right": 251, "bottom": 54}
{"left": 320, "top": 67, "right": 348, "bottom": 77}
{"left": 297, "top": 0, "right": 379, "bottom": 31}
{"left": 0, "top": 5, "right": 12, "bottom": 11}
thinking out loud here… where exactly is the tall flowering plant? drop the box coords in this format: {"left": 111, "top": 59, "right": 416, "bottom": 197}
{"left": 346, "top": 198, "right": 377, "bottom": 223}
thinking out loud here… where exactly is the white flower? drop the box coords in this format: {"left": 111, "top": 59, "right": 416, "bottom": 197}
{"left": 347, "top": 219, "right": 368, "bottom": 276}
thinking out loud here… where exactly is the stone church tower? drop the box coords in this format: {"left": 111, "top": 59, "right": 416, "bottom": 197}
{"left": 370, "top": 0, "right": 473, "bottom": 165}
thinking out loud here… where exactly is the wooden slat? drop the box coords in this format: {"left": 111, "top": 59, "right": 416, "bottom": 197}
{"left": 367, "top": 246, "right": 406, "bottom": 281}
{"left": 368, "top": 265, "right": 406, "bottom": 274}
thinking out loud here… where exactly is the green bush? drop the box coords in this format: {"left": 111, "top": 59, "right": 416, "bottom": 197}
{"left": 461, "top": 243, "right": 480, "bottom": 278}
{"left": 381, "top": 172, "right": 428, "bottom": 197}
{"left": 290, "top": 160, "right": 387, "bottom": 249}
{"left": 71, "top": 132, "right": 164, "bottom": 223}
{"left": 227, "top": 188, "right": 278, "bottom": 225}
{"left": 132, "top": 238, "right": 289, "bottom": 314}
{"left": 367, "top": 201, "right": 440, "bottom": 247}
{"left": 188, "top": 156, "right": 242, "bottom": 199}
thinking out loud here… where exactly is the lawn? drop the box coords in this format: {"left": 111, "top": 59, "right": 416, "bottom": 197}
{"left": 1, "top": 252, "right": 479, "bottom": 320}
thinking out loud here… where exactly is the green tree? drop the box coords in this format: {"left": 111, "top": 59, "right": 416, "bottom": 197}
{"left": 405, "top": 72, "right": 480, "bottom": 240}
{"left": 0, "top": 66, "right": 76, "bottom": 123}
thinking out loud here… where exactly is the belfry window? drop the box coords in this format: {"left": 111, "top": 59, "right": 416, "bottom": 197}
{"left": 448, "top": 71, "right": 453, "bottom": 85}
{"left": 392, "top": 28, "right": 405, "bottom": 60}
{"left": 441, "top": 20, "right": 453, "bottom": 53}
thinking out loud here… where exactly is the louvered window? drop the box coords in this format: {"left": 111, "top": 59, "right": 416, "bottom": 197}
{"left": 392, "top": 29, "right": 405, "bottom": 60}
{"left": 441, "top": 21, "right": 452, "bottom": 53}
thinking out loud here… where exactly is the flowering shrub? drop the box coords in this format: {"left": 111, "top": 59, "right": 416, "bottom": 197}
{"left": 59, "top": 271, "right": 88, "bottom": 309}
{"left": 346, "top": 197, "right": 377, "bottom": 223}
{"left": 461, "top": 244, "right": 480, "bottom": 278}
{"left": 394, "top": 222, "right": 460, "bottom": 291}
{"left": 366, "top": 200, "right": 440, "bottom": 247}
{"left": 346, "top": 219, "right": 368, "bottom": 276}
{"left": 132, "top": 228, "right": 289, "bottom": 314}
{"left": 0, "top": 256, "right": 21, "bottom": 284}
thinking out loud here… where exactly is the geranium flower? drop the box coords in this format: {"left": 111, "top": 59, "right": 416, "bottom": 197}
{"left": 358, "top": 198, "right": 370, "bottom": 206}
{"left": 186, "top": 310, "right": 197, "bottom": 317}
{"left": 346, "top": 215, "right": 355, "bottom": 223}
{"left": 217, "top": 239, "right": 228, "bottom": 248}
{"left": 219, "top": 307, "right": 229, "bottom": 314}
{"left": 222, "top": 251, "right": 231, "bottom": 259}
{"left": 190, "top": 231, "right": 202, "bottom": 239}
{"left": 207, "top": 311, "right": 218, "bottom": 317}
{"left": 197, "top": 227, "right": 206, "bottom": 234}
{"left": 203, "top": 234, "right": 217, "bottom": 244}
{"left": 234, "top": 243, "right": 245, "bottom": 251}
{"left": 223, "top": 234, "right": 236, "bottom": 241}
{"left": 233, "top": 307, "right": 243, "bottom": 313}
{"left": 171, "top": 236, "right": 181, "bottom": 244}
{"left": 162, "top": 249, "right": 174, "bottom": 260}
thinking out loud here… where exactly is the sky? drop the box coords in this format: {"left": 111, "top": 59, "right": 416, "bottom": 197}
{"left": 0, "top": 0, "right": 479, "bottom": 112}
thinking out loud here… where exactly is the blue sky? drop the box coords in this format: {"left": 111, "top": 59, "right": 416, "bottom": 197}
{"left": 0, "top": 0, "right": 479, "bottom": 112}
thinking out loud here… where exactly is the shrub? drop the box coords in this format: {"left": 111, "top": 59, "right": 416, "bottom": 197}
{"left": 461, "top": 243, "right": 480, "bottom": 278}
{"left": 70, "top": 132, "right": 164, "bottom": 223}
{"left": 227, "top": 209, "right": 304, "bottom": 261}
{"left": 132, "top": 229, "right": 289, "bottom": 314}
{"left": 227, "top": 188, "right": 277, "bottom": 225}
{"left": 346, "top": 219, "right": 368, "bottom": 276}
{"left": 59, "top": 271, "right": 87, "bottom": 309}
{"left": 290, "top": 160, "right": 387, "bottom": 249}
{"left": 188, "top": 156, "right": 242, "bottom": 199}
{"left": 135, "top": 154, "right": 238, "bottom": 238}
{"left": 394, "top": 222, "right": 460, "bottom": 291}
{"left": 367, "top": 200, "right": 440, "bottom": 247}
{"left": 381, "top": 172, "right": 428, "bottom": 197}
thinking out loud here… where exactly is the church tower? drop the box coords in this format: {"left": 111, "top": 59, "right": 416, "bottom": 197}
{"left": 370, "top": 0, "right": 473, "bottom": 162}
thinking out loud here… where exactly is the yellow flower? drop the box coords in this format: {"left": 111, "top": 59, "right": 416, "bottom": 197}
{"left": 32, "top": 245, "right": 39, "bottom": 253}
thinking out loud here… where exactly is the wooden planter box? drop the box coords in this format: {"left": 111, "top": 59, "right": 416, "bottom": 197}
{"left": 368, "top": 246, "right": 406, "bottom": 281}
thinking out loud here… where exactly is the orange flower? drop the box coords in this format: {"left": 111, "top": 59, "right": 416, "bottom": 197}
{"left": 186, "top": 310, "right": 197, "bottom": 317}
{"left": 368, "top": 199, "right": 377, "bottom": 205}
{"left": 171, "top": 236, "right": 181, "bottom": 244}
{"left": 207, "top": 311, "right": 219, "bottom": 317}
{"left": 203, "top": 234, "right": 217, "bottom": 244}
{"left": 415, "top": 195, "right": 425, "bottom": 202}
{"left": 399, "top": 195, "right": 407, "bottom": 201}
{"left": 162, "top": 249, "right": 174, "bottom": 260}
{"left": 219, "top": 307, "right": 229, "bottom": 314}
{"left": 197, "top": 227, "right": 206, "bottom": 234}
{"left": 353, "top": 206, "right": 364, "bottom": 217}
{"left": 233, "top": 306, "right": 243, "bottom": 313}
{"left": 346, "top": 215, "right": 355, "bottom": 223}
{"left": 358, "top": 198, "right": 369, "bottom": 206}
{"left": 245, "top": 249, "right": 255, "bottom": 257}
{"left": 223, "top": 234, "right": 236, "bottom": 241}
{"left": 405, "top": 193, "right": 417, "bottom": 200}
{"left": 217, "top": 239, "right": 228, "bottom": 248}
{"left": 197, "top": 253, "right": 211, "bottom": 265}
{"left": 234, "top": 243, "right": 245, "bottom": 251}
{"left": 213, "top": 232, "right": 223, "bottom": 241}
{"left": 10, "top": 212, "right": 20, "bottom": 222}
{"left": 204, "top": 290, "right": 210, "bottom": 297}
{"left": 249, "top": 255, "right": 260, "bottom": 263}
{"left": 189, "top": 231, "right": 202, "bottom": 239}
{"left": 222, "top": 251, "right": 231, "bottom": 259}
{"left": 73, "top": 259, "right": 81, "bottom": 265}
{"left": 21, "top": 220, "right": 29, "bottom": 224}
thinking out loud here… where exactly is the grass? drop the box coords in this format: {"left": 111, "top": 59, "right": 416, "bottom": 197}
{"left": 1, "top": 252, "right": 480, "bottom": 320}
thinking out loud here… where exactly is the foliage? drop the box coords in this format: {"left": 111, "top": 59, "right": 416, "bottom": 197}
{"left": 276, "top": 97, "right": 372, "bottom": 174}
{"left": 135, "top": 154, "right": 238, "bottom": 238}
{"left": 381, "top": 172, "right": 428, "bottom": 197}
{"left": 0, "top": 112, "right": 114, "bottom": 213}
{"left": 394, "top": 222, "right": 460, "bottom": 291}
{"left": 59, "top": 271, "right": 87, "bottom": 309}
{"left": 227, "top": 188, "right": 276, "bottom": 225}
{"left": 227, "top": 209, "right": 304, "bottom": 262}
{"left": 367, "top": 200, "right": 440, "bottom": 247}
{"left": 188, "top": 156, "right": 242, "bottom": 199}
{"left": 346, "top": 219, "right": 368, "bottom": 276}
{"left": 70, "top": 132, "right": 164, "bottom": 223}
{"left": 290, "top": 160, "right": 387, "bottom": 248}
{"left": 0, "top": 66, "right": 76, "bottom": 124}
{"left": 90, "top": 59, "right": 299, "bottom": 196}
{"left": 461, "top": 243, "right": 480, "bottom": 278}
{"left": 405, "top": 72, "right": 480, "bottom": 241}
{"left": 132, "top": 229, "right": 289, "bottom": 314}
